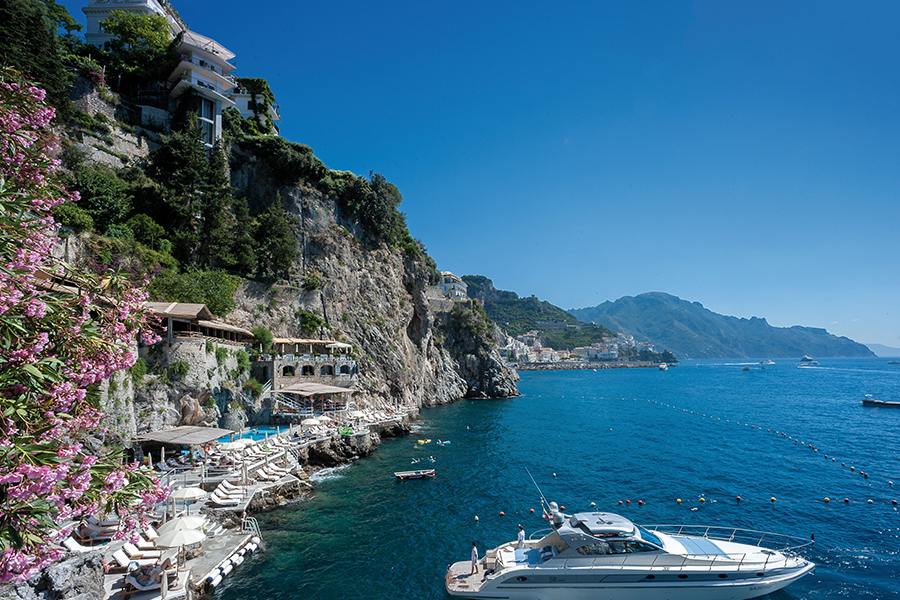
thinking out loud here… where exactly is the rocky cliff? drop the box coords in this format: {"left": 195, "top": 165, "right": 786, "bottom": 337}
{"left": 225, "top": 145, "right": 519, "bottom": 408}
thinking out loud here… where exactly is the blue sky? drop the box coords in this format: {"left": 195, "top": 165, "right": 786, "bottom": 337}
{"left": 61, "top": 0, "right": 900, "bottom": 347}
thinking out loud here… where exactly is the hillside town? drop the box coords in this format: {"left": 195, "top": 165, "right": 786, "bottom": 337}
{"left": 504, "top": 330, "right": 658, "bottom": 364}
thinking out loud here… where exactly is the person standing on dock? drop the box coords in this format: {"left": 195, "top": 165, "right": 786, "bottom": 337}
{"left": 517, "top": 524, "right": 525, "bottom": 548}
{"left": 470, "top": 542, "right": 479, "bottom": 575}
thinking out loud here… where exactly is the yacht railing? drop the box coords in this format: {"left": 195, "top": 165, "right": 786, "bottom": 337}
{"left": 642, "top": 524, "right": 815, "bottom": 553}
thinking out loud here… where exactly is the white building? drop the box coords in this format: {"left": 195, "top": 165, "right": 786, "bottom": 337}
{"left": 167, "top": 30, "right": 237, "bottom": 145}
{"left": 438, "top": 272, "right": 468, "bottom": 301}
{"left": 82, "top": 0, "right": 236, "bottom": 146}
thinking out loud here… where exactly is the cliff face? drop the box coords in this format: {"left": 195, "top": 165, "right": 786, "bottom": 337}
{"left": 227, "top": 150, "right": 519, "bottom": 406}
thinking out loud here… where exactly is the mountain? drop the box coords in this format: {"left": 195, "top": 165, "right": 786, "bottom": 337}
{"left": 865, "top": 343, "right": 900, "bottom": 357}
{"left": 462, "top": 276, "right": 614, "bottom": 349}
{"left": 569, "top": 292, "right": 875, "bottom": 359}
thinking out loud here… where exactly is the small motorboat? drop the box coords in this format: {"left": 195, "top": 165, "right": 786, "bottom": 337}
{"left": 447, "top": 502, "right": 815, "bottom": 600}
{"left": 394, "top": 469, "right": 435, "bottom": 480}
{"left": 862, "top": 395, "right": 900, "bottom": 408}
{"left": 658, "top": 363, "right": 668, "bottom": 371}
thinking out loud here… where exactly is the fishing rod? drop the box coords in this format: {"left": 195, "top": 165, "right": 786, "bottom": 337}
{"left": 525, "top": 467, "right": 551, "bottom": 517}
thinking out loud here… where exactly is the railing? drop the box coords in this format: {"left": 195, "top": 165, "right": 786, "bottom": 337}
{"left": 241, "top": 516, "right": 262, "bottom": 542}
{"left": 642, "top": 524, "right": 815, "bottom": 554}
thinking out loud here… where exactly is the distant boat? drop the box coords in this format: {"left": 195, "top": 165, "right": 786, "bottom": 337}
{"left": 889, "top": 361, "right": 900, "bottom": 365}
{"left": 658, "top": 363, "right": 668, "bottom": 371}
{"left": 394, "top": 469, "right": 435, "bottom": 480}
{"left": 861, "top": 395, "right": 900, "bottom": 408}
{"left": 760, "top": 360, "right": 775, "bottom": 365}
{"left": 743, "top": 366, "right": 751, "bottom": 371}
{"left": 800, "top": 355, "right": 813, "bottom": 362}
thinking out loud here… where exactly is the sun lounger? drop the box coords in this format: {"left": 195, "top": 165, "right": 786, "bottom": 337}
{"left": 123, "top": 542, "right": 162, "bottom": 560}
{"left": 109, "top": 549, "right": 155, "bottom": 572}
{"left": 86, "top": 515, "right": 120, "bottom": 528}
{"left": 63, "top": 536, "right": 103, "bottom": 553}
{"left": 208, "top": 492, "right": 241, "bottom": 507}
{"left": 254, "top": 470, "right": 279, "bottom": 482}
{"left": 219, "top": 480, "right": 244, "bottom": 492}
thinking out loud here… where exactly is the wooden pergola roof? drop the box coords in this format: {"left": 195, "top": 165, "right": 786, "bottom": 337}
{"left": 133, "top": 426, "right": 234, "bottom": 446}
{"left": 145, "top": 302, "right": 213, "bottom": 320}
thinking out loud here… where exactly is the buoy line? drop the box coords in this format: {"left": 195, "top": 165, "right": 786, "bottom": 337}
{"left": 617, "top": 396, "right": 896, "bottom": 493}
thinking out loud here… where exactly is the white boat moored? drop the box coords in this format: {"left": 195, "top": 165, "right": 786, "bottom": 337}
{"left": 446, "top": 502, "right": 815, "bottom": 600}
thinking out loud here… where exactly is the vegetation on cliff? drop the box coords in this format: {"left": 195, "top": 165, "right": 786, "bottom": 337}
{"left": 462, "top": 275, "right": 613, "bottom": 349}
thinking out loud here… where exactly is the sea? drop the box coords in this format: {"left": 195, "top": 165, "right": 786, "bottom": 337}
{"left": 214, "top": 357, "right": 900, "bottom": 600}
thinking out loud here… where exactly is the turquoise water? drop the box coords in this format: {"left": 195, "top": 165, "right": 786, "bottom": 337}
{"left": 214, "top": 358, "right": 900, "bottom": 599}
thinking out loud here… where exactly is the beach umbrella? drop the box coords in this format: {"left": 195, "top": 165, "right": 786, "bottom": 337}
{"left": 301, "top": 417, "right": 319, "bottom": 437}
{"left": 317, "top": 415, "right": 333, "bottom": 423}
{"left": 156, "top": 515, "right": 205, "bottom": 535}
{"left": 154, "top": 527, "right": 206, "bottom": 568}
{"left": 169, "top": 487, "right": 206, "bottom": 515}
{"left": 218, "top": 441, "right": 244, "bottom": 451}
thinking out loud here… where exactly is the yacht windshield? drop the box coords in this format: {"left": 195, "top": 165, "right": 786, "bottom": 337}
{"left": 637, "top": 526, "right": 663, "bottom": 548}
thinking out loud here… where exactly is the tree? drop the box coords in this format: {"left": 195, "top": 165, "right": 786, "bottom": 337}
{"left": 200, "top": 141, "right": 234, "bottom": 268}
{"left": 125, "top": 213, "right": 166, "bottom": 249}
{"left": 255, "top": 198, "right": 297, "bottom": 276}
{"left": 147, "top": 120, "right": 207, "bottom": 261}
{"left": 0, "top": 0, "right": 73, "bottom": 120}
{"left": 0, "top": 71, "right": 166, "bottom": 582}
{"left": 249, "top": 325, "right": 273, "bottom": 353}
{"left": 69, "top": 164, "right": 133, "bottom": 235}
{"left": 225, "top": 196, "right": 257, "bottom": 276}
{"left": 97, "top": 11, "right": 177, "bottom": 96}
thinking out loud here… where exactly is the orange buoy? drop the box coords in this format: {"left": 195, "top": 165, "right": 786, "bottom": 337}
{"left": 499, "top": 511, "right": 505, "bottom": 516}
{"left": 625, "top": 499, "right": 631, "bottom": 505}
{"left": 892, "top": 500, "right": 898, "bottom": 505}
{"left": 844, "top": 498, "right": 849, "bottom": 503}
{"left": 770, "top": 497, "right": 777, "bottom": 502}
{"left": 824, "top": 497, "right": 830, "bottom": 503}
{"left": 700, "top": 497, "right": 706, "bottom": 503}
{"left": 637, "top": 500, "right": 644, "bottom": 506}
{"left": 618, "top": 500, "right": 623, "bottom": 505}
{"left": 851, "top": 466, "right": 855, "bottom": 471}
{"left": 676, "top": 499, "right": 682, "bottom": 504}
{"left": 842, "top": 463, "right": 845, "bottom": 466}
{"left": 529, "top": 508, "right": 535, "bottom": 513}
{"left": 560, "top": 506, "right": 565, "bottom": 510}
{"left": 736, "top": 496, "right": 742, "bottom": 501}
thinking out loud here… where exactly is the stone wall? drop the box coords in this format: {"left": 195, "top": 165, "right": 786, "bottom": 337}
{"left": 0, "top": 552, "right": 105, "bottom": 600}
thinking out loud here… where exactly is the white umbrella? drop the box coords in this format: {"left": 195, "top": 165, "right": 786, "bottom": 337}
{"left": 153, "top": 528, "right": 207, "bottom": 569}
{"left": 156, "top": 515, "right": 205, "bottom": 535}
{"left": 301, "top": 418, "right": 320, "bottom": 426}
{"left": 169, "top": 487, "right": 206, "bottom": 515}
{"left": 218, "top": 441, "right": 244, "bottom": 451}
{"left": 317, "top": 415, "right": 333, "bottom": 423}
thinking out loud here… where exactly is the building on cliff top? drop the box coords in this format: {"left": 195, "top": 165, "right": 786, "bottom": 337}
{"left": 438, "top": 271, "right": 468, "bottom": 301}
{"left": 81, "top": 0, "right": 237, "bottom": 146}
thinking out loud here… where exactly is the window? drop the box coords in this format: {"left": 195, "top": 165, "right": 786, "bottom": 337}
{"left": 198, "top": 97, "right": 214, "bottom": 120}
{"left": 637, "top": 527, "right": 663, "bottom": 549}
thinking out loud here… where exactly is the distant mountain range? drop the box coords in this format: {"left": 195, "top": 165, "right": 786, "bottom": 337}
{"left": 569, "top": 292, "right": 875, "bottom": 359}
{"left": 865, "top": 343, "right": 900, "bottom": 357}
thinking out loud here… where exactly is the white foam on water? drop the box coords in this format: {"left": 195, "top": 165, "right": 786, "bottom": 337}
{"left": 310, "top": 464, "right": 351, "bottom": 483}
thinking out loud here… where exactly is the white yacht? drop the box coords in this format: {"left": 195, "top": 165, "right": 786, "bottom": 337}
{"left": 658, "top": 363, "right": 668, "bottom": 371}
{"left": 446, "top": 503, "right": 815, "bottom": 600}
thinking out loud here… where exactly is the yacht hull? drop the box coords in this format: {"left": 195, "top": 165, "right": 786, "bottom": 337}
{"left": 447, "top": 561, "right": 815, "bottom": 600}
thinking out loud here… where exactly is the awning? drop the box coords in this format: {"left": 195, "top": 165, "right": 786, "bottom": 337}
{"left": 133, "top": 426, "right": 235, "bottom": 446}
{"left": 325, "top": 342, "right": 352, "bottom": 349}
{"left": 279, "top": 383, "right": 355, "bottom": 397}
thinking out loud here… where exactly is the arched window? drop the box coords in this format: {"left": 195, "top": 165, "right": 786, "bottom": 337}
{"left": 301, "top": 365, "right": 314, "bottom": 376}
{"left": 320, "top": 365, "right": 334, "bottom": 376}
{"left": 282, "top": 366, "right": 295, "bottom": 377}
{"left": 339, "top": 365, "right": 350, "bottom": 374}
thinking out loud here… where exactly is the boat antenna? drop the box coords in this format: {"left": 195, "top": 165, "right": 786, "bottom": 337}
{"left": 525, "top": 467, "right": 550, "bottom": 516}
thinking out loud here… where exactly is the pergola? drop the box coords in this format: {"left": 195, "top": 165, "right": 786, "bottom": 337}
{"left": 275, "top": 383, "right": 354, "bottom": 415}
{"left": 134, "top": 426, "right": 235, "bottom": 447}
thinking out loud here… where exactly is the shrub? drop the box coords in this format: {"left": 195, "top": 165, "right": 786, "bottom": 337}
{"left": 129, "top": 357, "right": 148, "bottom": 388}
{"left": 243, "top": 377, "right": 263, "bottom": 399}
{"left": 168, "top": 360, "right": 190, "bottom": 380}
{"left": 235, "top": 350, "right": 250, "bottom": 373}
{"left": 52, "top": 202, "right": 94, "bottom": 232}
{"left": 302, "top": 272, "right": 321, "bottom": 291}
{"left": 148, "top": 267, "right": 241, "bottom": 317}
{"left": 205, "top": 340, "right": 214, "bottom": 354}
{"left": 297, "top": 310, "right": 329, "bottom": 335}
{"left": 215, "top": 346, "right": 229, "bottom": 365}
{"left": 250, "top": 325, "right": 273, "bottom": 352}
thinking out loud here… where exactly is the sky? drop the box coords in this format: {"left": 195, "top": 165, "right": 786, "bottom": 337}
{"left": 60, "top": 0, "right": 900, "bottom": 347}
